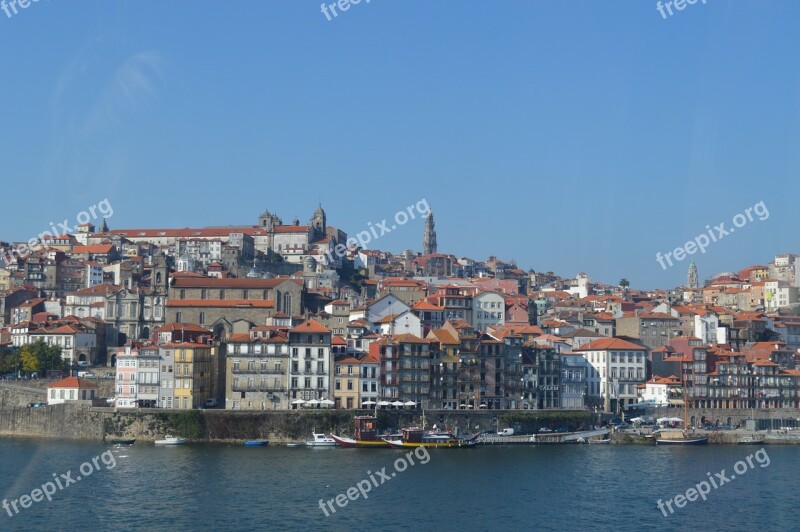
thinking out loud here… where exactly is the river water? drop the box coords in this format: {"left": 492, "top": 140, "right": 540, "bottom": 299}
{"left": 0, "top": 438, "right": 794, "bottom": 531}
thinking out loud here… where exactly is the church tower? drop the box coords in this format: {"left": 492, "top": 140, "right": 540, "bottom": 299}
{"left": 687, "top": 261, "right": 698, "bottom": 289}
{"left": 310, "top": 204, "right": 326, "bottom": 241}
{"left": 423, "top": 212, "right": 437, "bottom": 255}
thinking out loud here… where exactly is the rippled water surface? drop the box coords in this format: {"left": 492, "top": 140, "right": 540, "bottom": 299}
{"left": 0, "top": 438, "right": 795, "bottom": 531}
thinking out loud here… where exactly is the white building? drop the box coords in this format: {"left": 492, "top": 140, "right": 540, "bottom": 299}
{"left": 377, "top": 310, "right": 423, "bottom": 337}
{"left": 288, "top": 319, "right": 333, "bottom": 402}
{"left": 64, "top": 284, "right": 123, "bottom": 319}
{"left": 365, "top": 294, "right": 411, "bottom": 326}
{"left": 565, "top": 273, "right": 590, "bottom": 299}
{"left": 472, "top": 291, "right": 506, "bottom": 332}
{"left": 638, "top": 375, "right": 681, "bottom": 406}
{"left": 575, "top": 338, "right": 648, "bottom": 412}
{"left": 765, "top": 280, "right": 798, "bottom": 311}
{"left": 26, "top": 325, "right": 98, "bottom": 365}
{"left": 360, "top": 354, "right": 379, "bottom": 406}
{"left": 47, "top": 376, "right": 98, "bottom": 405}
{"left": 693, "top": 311, "right": 719, "bottom": 345}
{"left": 85, "top": 262, "right": 105, "bottom": 288}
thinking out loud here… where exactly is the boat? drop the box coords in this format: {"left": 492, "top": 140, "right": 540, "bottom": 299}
{"left": 154, "top": 435, "right": 186, "bottom": 446}
{"left": 654, "top": 365, "right": 708, "bottom": 446}
{"left": 329, "top": 416, "right": 396, "bottom": 448}
{"left": 383, "top": 427, "right": 478, "bottom": 449}
{"left": 286, "top": 442, "right": 305, "bottom": 447}
{"left": 737, "top": 435, "right": 765, "bottom": 445}
{"left": 108, "top": 439, "right": 136, "bottom": 445}
{"left": 243, "top": 440, "right": 270, "bottom": 447}
{"left": 588, "top": 438, "right": 610, "bottom": 444}
{"left": 306, "top": 432, "right": 337, "bottom": 447}
{"left": 655, "top": 429, "right": 708, "bottom": 445}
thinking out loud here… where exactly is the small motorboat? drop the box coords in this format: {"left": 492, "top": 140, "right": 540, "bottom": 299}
{"left": 108, "top": 439, "right": 136, "bottom": 445}
{"left": 306, "top": 432, "right": 337, "bottom": 447}
{"left": 155, "top": 435, "right": 186, "bottom": 446}
{"left": 286, "top": 443, "right": 305, "bottom": 447}
{"left": 244, "top": 440, "right": 270, "bottom": 447}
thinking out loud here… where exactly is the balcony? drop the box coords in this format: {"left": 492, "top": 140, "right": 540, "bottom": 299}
{"left": 232, "top": 384, "right": 286, "bottom": 393}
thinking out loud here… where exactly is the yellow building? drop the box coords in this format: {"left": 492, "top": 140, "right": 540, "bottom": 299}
{"left": 334, "top": 356, "right": 361, "bottom": 409}
{"left": 165, "top": 341, "right": 213, "bottom": 410}
{"left": 0, "top": 269, "right": 10, "bottom": 291}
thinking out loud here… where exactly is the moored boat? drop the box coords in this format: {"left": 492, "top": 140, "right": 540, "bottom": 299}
{"left": 243, "top": 439, "right": 270, "bottom": 447}
{"left": 329, "top": 416, "right": 396, "bottom": 448}
{"left": 155, "top": 435, "right": 186, "bottom": 446}
{"left": 737, "top": 435, "right": 765, "bottom": 445}
{"left": 383, "top": 427, "right": 478, "bottom": 449}
{"left": 655, "top": 429, "right": 708, "bottom": 445}
{"left": 306, "top": 432, "right": 337, "bottom": 447}
{"left": 108, "top": 439, "right": 136, "bottom": 445}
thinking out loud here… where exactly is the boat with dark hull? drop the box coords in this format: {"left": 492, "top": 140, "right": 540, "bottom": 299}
{"left": 655, "top": 430, "right": 708, "bottom": 445}
{"left": 383, "top": 428, "right": 479, "bottom": 449}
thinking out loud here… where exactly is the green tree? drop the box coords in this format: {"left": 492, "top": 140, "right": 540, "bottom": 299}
{"left": 619, "top": 278, "right": 630, "bottom": 289}
{"left": 0, "top": 348, "right": 21, "bottom": 374}
{"left": 19, "top": 340, "right": 66, "bottom": 374}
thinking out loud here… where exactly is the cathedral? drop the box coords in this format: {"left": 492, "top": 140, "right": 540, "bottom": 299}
{"left": 255, "top": 205, "right": 338, "bottom": 266}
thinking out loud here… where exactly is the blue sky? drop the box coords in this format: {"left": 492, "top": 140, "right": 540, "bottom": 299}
{"left": 0, "top": 0, "right": 797, "bottom": 289}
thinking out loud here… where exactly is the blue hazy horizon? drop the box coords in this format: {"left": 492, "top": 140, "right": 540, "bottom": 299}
{"left": 1, "top": 1, "right": 797, "bottom": 289}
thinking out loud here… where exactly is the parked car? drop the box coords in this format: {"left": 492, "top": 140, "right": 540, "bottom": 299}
{"left": 555, "top": 427, "right": 569, "bottom": 433}
{"left": 498, "top": 428, "right": 515, "bottom": 436}
{"left": 538, "top": 428, "right": 553, "bottom": 433}
{"left": 77, "top": 371, "right": 96, "bottom": 378}
{"left": 77, "top": 361, "right": 90, "bottom": 368}
{"left": 27, "top": 402, "right": 47, "bottom": 408}
{"left": 204, "top": 398, "right": 219, "bottom": 408}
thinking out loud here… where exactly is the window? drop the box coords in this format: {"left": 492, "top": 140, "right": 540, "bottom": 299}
{"left": 199, "top": 312, "right": 205, "bottom": 325}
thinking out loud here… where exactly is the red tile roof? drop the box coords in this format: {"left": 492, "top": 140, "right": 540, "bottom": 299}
{"left": 290, "top": 319, "right": 331, "bottom": 334}
{"left": 575, "top": 338, "right": 647, "bottom": 352}
{"left": 48, "top": 377, "right": 98, "bottom": 389}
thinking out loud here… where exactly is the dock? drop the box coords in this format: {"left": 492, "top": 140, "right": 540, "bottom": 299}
{"left": 478, "top": 428, "right": 609, "bottom": 445}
